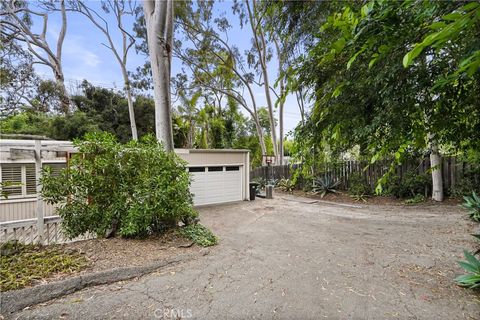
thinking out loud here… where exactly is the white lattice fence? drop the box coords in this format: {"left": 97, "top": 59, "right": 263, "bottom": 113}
{"left": 0, "top": 216, "right": 94, "bottom": 245}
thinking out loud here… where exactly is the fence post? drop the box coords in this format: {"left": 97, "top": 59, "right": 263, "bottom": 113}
{"left": 35, "top": 140, "right": 44, "bottom": 245}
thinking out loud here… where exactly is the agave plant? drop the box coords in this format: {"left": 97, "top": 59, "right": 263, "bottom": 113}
{"left": 311, "top": 176, "right": 341, "bottom": 198}
{"left": 278, "top": 178, "right": 295, "bottom": 192}
{"left": 462, "top": 191, "right": 480, "bottom": 222}
{"left": 350, "top": 193, "right": 369, "bottom": 203}
{"left": 455, "top": 250, "right": 480, "bottom": 289}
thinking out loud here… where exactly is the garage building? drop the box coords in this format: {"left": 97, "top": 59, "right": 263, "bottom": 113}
{"left": 0, "top": 139, "right": 250, "bottom": 222}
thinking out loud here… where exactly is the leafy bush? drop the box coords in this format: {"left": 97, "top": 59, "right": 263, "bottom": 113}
{"left": 455, "top": 250, "right": 480, "bottom": 289}
{"left": 278, "top": 178, "right": 295, "bottom": 192}
{"left": 450, "top": 176, "right": 479, "bottom": 197}
{"left": 347, "top": 172, "right": 371, "bottom": 196}
{"left": 383, "top": 170, "right": 431, "bottom": 198}
{"left": 312, "top": 176, "right": 340, "bottom": 198}
{"left": 179, "top": 223, "right": 217, "bottom": 247}
{"left": 462, "top": 192, "right": 480, "bottom": 222}
{"left": 41, "top": 132, "right": 197, "bottom": 239}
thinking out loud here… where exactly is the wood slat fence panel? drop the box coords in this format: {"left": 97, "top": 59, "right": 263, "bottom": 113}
{"left": 250, "top": 157, "right": 479, "bottom": 191}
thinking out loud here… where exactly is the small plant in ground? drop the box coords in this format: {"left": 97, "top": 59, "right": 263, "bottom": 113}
{"left": 404, "top": 194, "right": 426, "bottom": 205}
{"left": 455, "top": 250, "right": 480, "bottom": 289}
{"left": 462, "top": 192, "right": 480, "bottom": 222}
{"left": 312, "top": 176, "right": 341, "bottom": 198}
{"left": 0, "top": 241, "right": 88, "bottom": 292}
{"left": 179, "top": 223, "right": 217, "bottom": 247}
{"left": 350, "top": 194, "right": 369, "bottom": 203}
{"left": 252, "top": 177, "right": 266, "bottom": 192}
{"left": 267, "top": 178, "right": 278, "bottom": 186}
{"left": 278, "top": 178, "right": 295, "bottom": 192}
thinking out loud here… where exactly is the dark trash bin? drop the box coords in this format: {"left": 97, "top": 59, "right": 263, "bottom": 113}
{"left": 249, "top": 182, "right": 259, "bottom": 200}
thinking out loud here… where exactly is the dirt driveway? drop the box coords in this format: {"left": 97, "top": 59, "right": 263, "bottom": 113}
{"left": 10, "top": 196, "right": 480, "bottom": 319}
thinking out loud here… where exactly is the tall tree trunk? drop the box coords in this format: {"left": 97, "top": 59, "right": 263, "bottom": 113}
{"left": 55, "top": 75, "right": 71, "bottom": 115}
{"left": 253, "top": 116, "right": 267, "bottom": 161}
{"left": 246, "top": 0, "right": 278, "bottom": 162}
{"left": 143, "top": 0, "right": 174, "bottom": 150}
{"left": 429, "top": 135, "right": 443, "bottom": 201}
{"left": 295, "top": 88, "right": 306, "bottom": 126}
{"left": 122, "top": 69, "right": 138, "bottom": 140}
{"left": 278, "top": 101, "right": 284, "bottom": 165}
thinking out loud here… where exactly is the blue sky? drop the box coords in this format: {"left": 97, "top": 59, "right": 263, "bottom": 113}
{"left": 30, "top": 1, "right": 304, "bottom": 135}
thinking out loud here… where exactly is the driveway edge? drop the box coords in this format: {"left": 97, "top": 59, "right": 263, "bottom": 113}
{"left": 0, "top": 253, "right": 196, "bottom": 315}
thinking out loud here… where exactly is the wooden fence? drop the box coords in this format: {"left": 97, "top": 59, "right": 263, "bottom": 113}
{"left": 250, "top": 157, "right": 479, "bottom": 191}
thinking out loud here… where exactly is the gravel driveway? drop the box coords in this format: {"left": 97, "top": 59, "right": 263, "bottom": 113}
{"left": 9, "top": 196, "right": 480, "bottom": 319}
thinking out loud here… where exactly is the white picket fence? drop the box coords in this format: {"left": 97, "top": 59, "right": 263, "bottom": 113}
{"left": 0, "top": 216, "right": 94, "bottom": 245}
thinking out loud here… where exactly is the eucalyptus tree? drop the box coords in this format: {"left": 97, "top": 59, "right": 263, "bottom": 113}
{"left": 173, "top": 3, "right": 269, "bottom": 157}
{"left": 1, "top": 0, "right": 70, "bottom": 114}
{"left": 70, "top": 0, "right": 139, "bottom": 140}
{"left": 0, "top": 35, "right": 38, "bottom": 115}
{"left": 244, "top": 0, "right": 279, "bottom": 162}
{"left": 142, "top": 0, "right": 174, "bottom": 150}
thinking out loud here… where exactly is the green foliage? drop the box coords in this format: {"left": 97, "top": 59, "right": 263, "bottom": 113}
{"left": 403, "top": 2, "right": 480, "bottom": 85}
{"left": 404, "top": 194, "right": 426, "bottom": 205}
{"left": 383, "top": 170, "right": 430, "bottom": 198}
{"left": 41, "top": 132, "right": 197, "bottom": 239}
{"left": 178, "top": 223, "right": 217, "bottom": 247}
{"left": 280, "top": 0, "right": 480, "bottom": 192}
{"left": 252, "top": 177, "right": 266, "bottom": 192}
{"left": 0, "top": 241, "right": 88, "bottom": 292}
{"left": 312, "top": 176, "right": 340, "bottom": 198}
{"left": 462, "top": 192, "right": 480, "bottom": 222}
{"left": 455, "top": 250, "right": 480, "bottom": 289}
{"left": 0, "top": 181, "right": 21, "bottom": 199}
{"left": 347, "top": 172, "right": 371, "bottom": 196}
{"left": 450, "top": 176, "right": 480, "bottom": 198}
{"left": 278, "top": 178, "right": 295, "bottom": 192}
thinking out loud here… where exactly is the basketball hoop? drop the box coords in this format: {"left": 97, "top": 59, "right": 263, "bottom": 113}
{"left": 263, "top": 154, "right": 275, "bottom": 166}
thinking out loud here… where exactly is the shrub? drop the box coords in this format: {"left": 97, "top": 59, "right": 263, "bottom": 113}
{"left": 41, "top": 132, "right": 198, "bottom": 239}
{"left": 179, "top": 223, "right": 217, "bottom": 247}
{"left": 383, "top": 170, "right": 430, "bottom": 198}
{"left": 347, "top": 172, "right": 371, "bottom": 196}
{"left": 450, "top": 176, "right": 480, "bottom": 198}
{"left": 462, "top": 192, "right": 480, "bottom": 222}
{"left": 312, "top": 176, "right": 340, "bottom": 198}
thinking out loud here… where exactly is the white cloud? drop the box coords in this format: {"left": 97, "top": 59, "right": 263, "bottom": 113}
{"left": 63, "top": 36, "right": 101, "bottom": 67}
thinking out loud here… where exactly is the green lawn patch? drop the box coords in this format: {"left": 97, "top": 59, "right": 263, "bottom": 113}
{"left": 1, "top": 242, "right": 88, "bottom": 292}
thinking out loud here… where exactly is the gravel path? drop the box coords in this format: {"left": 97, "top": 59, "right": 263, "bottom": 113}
{"left": 9, "top": 196, "right": 480, "bottom": 319}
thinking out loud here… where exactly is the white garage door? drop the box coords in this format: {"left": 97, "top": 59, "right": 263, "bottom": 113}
{"left": 189, "top": 166, "right": 243, "bottom": 206}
